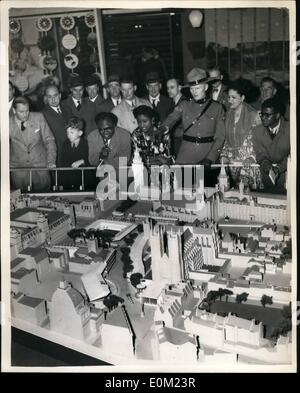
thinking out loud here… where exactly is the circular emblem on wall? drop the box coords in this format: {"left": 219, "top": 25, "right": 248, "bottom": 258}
{"left": 60, "top": 16, "right": 75, "bottom": 31}
{"left": 15, "top": 75, "right": 29, "bottom": 93}
{"left": 84, "top": 12, "right": 96, "bottom": 29}
{"left": 37, "top": 16, "right": 53, "bottom": 32}
{"left": 62, "top": 34, "right": 77, "bottom": 50}
{"left": 64, "top": 53, "right": 79, "bottom": 70}
{"left": 9, "top": 19, "right": 21, "bottom": 34}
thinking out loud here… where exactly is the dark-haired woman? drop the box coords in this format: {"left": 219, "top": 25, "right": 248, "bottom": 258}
{"left": 132, "top": 105, "right": 174, "bottom": 168}
{"left": 221, "top": 81, "right": 263, "bottom": 190}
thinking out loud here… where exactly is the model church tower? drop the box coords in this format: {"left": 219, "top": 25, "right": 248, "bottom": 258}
{"left": 218, "top": 160, "right": 230, "bottom": 193}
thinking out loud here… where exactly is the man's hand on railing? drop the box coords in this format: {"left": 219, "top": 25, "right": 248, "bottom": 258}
{"left": 71, "top": 159, "right": 85, "bottom": 168}
{"left": 47, "top": 163, "right": 56, "bottom": 168}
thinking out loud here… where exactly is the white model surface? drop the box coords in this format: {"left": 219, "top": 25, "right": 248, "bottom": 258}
{"left": 9, "top": 189, "right": 293, "bottom": 366}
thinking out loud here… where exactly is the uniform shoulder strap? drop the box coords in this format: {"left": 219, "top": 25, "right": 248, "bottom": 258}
{"left": 183, "top": 99, "right": 213, "bottom": 135}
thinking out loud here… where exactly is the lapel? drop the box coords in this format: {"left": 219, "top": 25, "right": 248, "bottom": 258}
{"left": 10, "top": 116, "right": 28, "bottom": 145}
{"left": 109, "top": 130, "right": 120, "bottom": 156}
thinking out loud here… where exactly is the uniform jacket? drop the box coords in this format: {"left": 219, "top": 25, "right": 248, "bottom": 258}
{"left": 253, "top": 118, "right": 290, "bottom": 189}
{"left": 42, "top": 104, "right": 72, "bottom": 165}
{"left": 87, "top": 126, "right": 132, "bottom": 168}
{"left": 10, "top": 112, "right": 57, "bottom": 167}
{"left": 112, "top": 97, "right": 152, "bottom": 133}
{"left": 61, "top": 96, "right": 95, "bottom": 136}
{"left": 162, "top": 98, "right": 225, "bottom": 164}
{"left": 145, "top": 94, "right": 173, "bottom": 122}
{"left": 170, "top": 94, "right": 188, "bottom": 138}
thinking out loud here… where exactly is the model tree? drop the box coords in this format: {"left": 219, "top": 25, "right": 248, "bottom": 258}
{"left": 206, "top": 290, "right": 219, "bottom": 303}
{"left": 223, "top": 289, "right": 233, "bottom": 302}
{"left": 130, "top": 273, "right": 143, "bottom": 288}
{"left": 67, "top": 228, "right": 80, "bottom": 245}
{"left": 236, "top": 292, "right": 248, "bottom": 304}
{"left": 261, "top": 294, "right": 273, "bottom": 307}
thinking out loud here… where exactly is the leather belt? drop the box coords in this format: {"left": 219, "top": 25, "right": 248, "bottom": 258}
{"left": 183, "top": 135, "right": 214, "bottom": 144}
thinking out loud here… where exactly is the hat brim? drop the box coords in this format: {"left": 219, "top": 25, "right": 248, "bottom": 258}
{"left": 183, "top": 76, "right": 217, "bottom": 88}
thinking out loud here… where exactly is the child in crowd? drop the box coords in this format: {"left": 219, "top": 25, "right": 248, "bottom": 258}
{"left": 60, "top": 117, "right": 90, "bottom": 190}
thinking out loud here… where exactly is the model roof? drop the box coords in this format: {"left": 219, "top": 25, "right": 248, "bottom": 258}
{"left": 17, "top": 295, "right": 44, "bottom": 308}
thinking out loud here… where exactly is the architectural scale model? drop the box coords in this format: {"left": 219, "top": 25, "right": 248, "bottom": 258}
{"left": 10, "top": 165, "right": 293, "bottom": 365}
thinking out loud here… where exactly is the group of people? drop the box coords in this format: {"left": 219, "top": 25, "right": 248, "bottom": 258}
{"left": 9, "top": 65, "right": 290, "bottom": 195}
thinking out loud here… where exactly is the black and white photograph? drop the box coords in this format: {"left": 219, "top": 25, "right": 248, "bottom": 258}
{"left": 0, "top": 0, "right": 297, "bottom": 373}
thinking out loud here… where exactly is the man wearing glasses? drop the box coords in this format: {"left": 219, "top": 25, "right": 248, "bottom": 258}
{"left": 87, "top": 112, "right": 132, "bottom": 172}
{"left": 253, "top": 98, "right": 290, "bottom": 194}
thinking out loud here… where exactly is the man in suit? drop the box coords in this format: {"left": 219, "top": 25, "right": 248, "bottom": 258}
{"left": 10, "top": 96, "right": 57, "bottom": 192}
{"left": 112, "top": 78, "right": 151, "bottom": 133}
{"left": 97, "top": 75, "right": 122, "bottom": 113}
{"left": 162, "top": 68, "right": 225, "bottom": 186}
{"left": 166, "top": 78, "right": 187, "bottom": 157}
{"left": 85, "top": 74, "right": 105, "bottom": 113}
{"left": 253, "top": 98, "right": 290, "bottom": 194}
{"left": 145, "top": 72, "right": 173, "bottom": 122}
{"left": 208, "top": 66, "right": 229, "bottom": 110}
{"left": 252, "top": 77, "right": 289, "bottom": 121}
{"left": 87, "top": 112, "right": 132, "bottom": 176}
{"left": 61, "top": 75, "right": 95, "bottom": 136}
{"left": 42, "top": 84, "right": 72, "bottom": 165}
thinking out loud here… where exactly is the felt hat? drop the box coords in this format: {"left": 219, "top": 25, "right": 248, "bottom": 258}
{"left": 68, "top": 75, "right": 84, "bottom": 88}
{"left": 186, "top": 68, "right": 215, "bottom": 86}
{"left": 145, "top": 72, "right": 161, "bottom": 84}
{"left": 85, "top": 74, "right": 101, "bottom": 87}
{"left": 104, "top": 74, "right": 120, "bottom": 87}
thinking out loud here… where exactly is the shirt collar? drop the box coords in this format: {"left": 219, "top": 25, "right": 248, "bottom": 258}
{"left": 50, "top": 105, "right": 61, "bottom": 113}
{"left": 269, "top": 120, "right": 281, "bottom": 135}
{"left": 149, "top": 94, "right": 160, "bottom": 103}
{"left": 174, "top": 93, "right": 182, "bottom": 105}
{"left": 72, "top": 96, "right": 81, "bottom": 105}
{"left": 89, "top": 95, "right": 98, "bottom": 103}
{"left": 111, "top": 97, "right": 121, "bottom": 106}
{"left": 125, "top": 98, "right": 136, "bottom": 107}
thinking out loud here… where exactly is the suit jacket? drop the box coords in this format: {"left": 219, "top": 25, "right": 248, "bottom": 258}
{"left": 10, "top": 112, "right": 57, "bottom": 167}
{"left": 97, "top": 97, "right": 120, "bottom": 113}
{"left": 61, "top": 96, "right": 95, "bottom": 136}
{"left": 253, "top": 118, "right": 290, "bottom": 190}
{"left": 210, "top": 84, "right": 229, "bottom": 110}
{"left": 146, "top": 94, "right": 173, "bottom": 122}
{"left": 112, "top": 97, "right": 151, "bottom": 133}
{"left": 87, "top": 126, "right": 132, "bottom": 169}
{"left": 85, "top": 95, "right": 106, "bottom": 130}
{"left": 162, "top": 98, "right": 225, "bottom": 164}
{"left": 42, "top": 104, "right": 72, "bottom": 165}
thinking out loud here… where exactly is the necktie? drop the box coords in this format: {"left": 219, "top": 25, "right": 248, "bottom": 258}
{"left": 268, "top": 128, "right": 276, "bottom": 140}
{"left": 76, "top": 101, "right": 81, "bottom": 111}
{"left": 57, "top": 107, "right": 62, "bottom": 115}
{"left": 21, "top": 121, "right": 26, "bottom": 131}
{"left": 151, "top": 99, "right": 157, "bottom": 107}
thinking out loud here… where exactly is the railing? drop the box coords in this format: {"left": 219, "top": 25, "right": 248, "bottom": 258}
{"left": 10, "top": 163, "right": 263, "bottom": 193}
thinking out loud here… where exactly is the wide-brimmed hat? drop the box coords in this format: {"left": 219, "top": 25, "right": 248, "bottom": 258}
{"left": 68, "top": 75, "right": 84, "bottom": 88}
{"left": 186, "top": 68, "right": 215, "bottom": 86}
{"left": 104, "top": 74, "right": 120, "bottom": 87}
{"left": 145, "top": 72, "right": 161, "bottom": 84}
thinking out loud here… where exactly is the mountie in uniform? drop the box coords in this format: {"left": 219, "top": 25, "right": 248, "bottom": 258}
{"left": 162, "top": 68, "right": 225, "bottom": 167}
